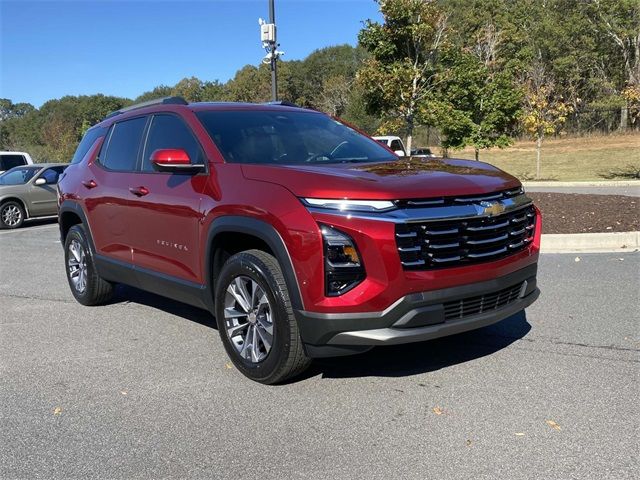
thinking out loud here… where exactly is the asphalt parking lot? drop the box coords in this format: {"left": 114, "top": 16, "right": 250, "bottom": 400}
{"left": 1, "top": 222, "right": 638, "bottom": 480}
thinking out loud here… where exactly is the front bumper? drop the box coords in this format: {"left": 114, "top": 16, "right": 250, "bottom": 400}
{"left": 297, "top": 263, "right": 539, "bottom": 357}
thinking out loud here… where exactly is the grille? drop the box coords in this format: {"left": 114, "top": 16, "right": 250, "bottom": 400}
{"left": 444, "top": 283, "right": 524, "bottom": 320}
{"left": 395, "top": 204, "right": 536, "bottom": 270}
{"left": 394, "top": 187, "right": 524, "bottom": 208}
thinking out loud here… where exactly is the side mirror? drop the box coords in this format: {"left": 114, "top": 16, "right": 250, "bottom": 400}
{"left": 34, "top": 177, "right": 47, "bottom": 186}
{"left": 394, "top": 150, "right": 406, "bottom": 156}
{"left": 150, "top": 149, "right": 205, "bottom": 173}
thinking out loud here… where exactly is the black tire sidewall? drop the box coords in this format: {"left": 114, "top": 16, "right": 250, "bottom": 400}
{"left": 0, "top": 201, "right": 25, "bottom": 229}
{"left": 215, "top": 253, "right": 294, "bottom": 382}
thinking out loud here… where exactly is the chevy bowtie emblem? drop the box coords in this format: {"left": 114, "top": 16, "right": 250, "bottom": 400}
{"left": 479, "top": 200, "right": 506, "bottom": 216}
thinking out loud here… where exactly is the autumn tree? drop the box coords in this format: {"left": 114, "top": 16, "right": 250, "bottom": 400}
{"left": 522, "top": 65, "right": 573, "bottom": 179}
{"left": 358, "top": 0, "right": 448, "bottom": 153}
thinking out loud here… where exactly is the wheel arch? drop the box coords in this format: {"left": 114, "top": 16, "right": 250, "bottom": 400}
{"left": 0, "top": 196, "right": 29, "bottom": 218}
{"left": 206, "top": 216, "right": 304, "bottom": 311}
{"left": 58, "top": 200, "right": 96, "bottom": 252}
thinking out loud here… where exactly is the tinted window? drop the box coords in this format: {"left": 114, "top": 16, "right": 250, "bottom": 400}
{"left": 101, "top": 117, "right": 147, "bottom": 171}
{"left": 39, "top": 166, "right": 67, "bottom": 184}
{"left": 390, "top": 140, "right": 404, "bottom": 152}
{"left": 0, "top": 155, "right": 27, "bottom": 170}
{"left": 196, "top": 110, "right": 396, "bottom": 165}
{"left": 0, "top": 166, "right": 39, "bottom": 185}
{"left": 71, "top": 126, "right": 107, "bottom": 164}
{"left": 142, "top": 115, "right": 202, "bottom": 172}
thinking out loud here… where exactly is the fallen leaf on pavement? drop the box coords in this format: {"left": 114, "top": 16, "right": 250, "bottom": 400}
{"left": 225, "top": 362, "right": 233, "bottom": 369}
{"left": 120, "top": 391, "right": 128, "bottom": 395}
{"left": 574, "top": 257, "right": 581, "bottom": 262}
{"left": 515, "top": 432, "right": 525, "bottom": 436}
{"left": 53, "top": 407, "right": 62, "bottom": 416}
{"left": 432, "top": 406, "right": 444, "bottom": 415}
{"left": 466, "top": 439, "right": 472, "bottom": 446}
{"left": 546, "top": 420, "right": 561, "bottom": 431}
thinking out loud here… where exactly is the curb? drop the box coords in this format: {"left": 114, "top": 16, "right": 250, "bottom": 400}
{"left": 541, "top": 231, "right": 640, "bottom": 253}
{"left": 523, "top": 180, "right": 640, "bottom": 187}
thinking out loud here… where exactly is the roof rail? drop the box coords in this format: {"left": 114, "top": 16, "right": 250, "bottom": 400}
{"left": 263, "top": 101, "right": 300, "bottom": 108}
{"left": 105, "top": 96, "right": 188, "bottom": 119}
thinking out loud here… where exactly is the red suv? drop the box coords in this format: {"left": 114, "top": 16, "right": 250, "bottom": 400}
{"left": 58, "top": 97, "right": 541, "bottom": 384}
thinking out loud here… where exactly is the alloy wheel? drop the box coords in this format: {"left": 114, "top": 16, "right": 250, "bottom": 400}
{"left": 67, "top": 239, "right": 88, "bottom": 294}
{"left": 1, "top": 205, "right": 22, "bottom": 227}
{"left": 223, "top": 275, "right": 274, "bottom": 363}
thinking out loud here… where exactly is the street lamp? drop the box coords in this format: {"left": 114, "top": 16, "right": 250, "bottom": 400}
{"left": 259, "top": 0, "right": 284, "bottom": 101}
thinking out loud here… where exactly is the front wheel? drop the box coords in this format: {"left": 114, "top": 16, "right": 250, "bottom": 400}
{"left": 0, "top": 201, "right": 25, "bottom": 229}
{"left": 215, "top": 249, "right": 311, "bottom": 384}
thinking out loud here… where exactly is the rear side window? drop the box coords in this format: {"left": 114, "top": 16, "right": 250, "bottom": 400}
{"left": 0, "top": 155, "right": 27, "bottom": 170}
{"left": 71, "top": 127, "right": 107, "bottom": 164}
{"left": 142, "top": 115, "right": 203, "bottom": 172}
{"left": 390, "top": 140, "right": 404, "bottom": 152}
{"left": 100, "top": 117, "right": 147, "bottom": 171}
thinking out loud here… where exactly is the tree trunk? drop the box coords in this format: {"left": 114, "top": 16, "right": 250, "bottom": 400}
{"left": 474, "top": 147, "right": 480, "bottom": 161}
{"left": 405, "top": 120, "right": 414, "bottom": 156}
{"left": 536, "top": 135, "right": 542, "bottom": 179}
{"left": 619, "top": 104, "right": 629, "bottom": 131}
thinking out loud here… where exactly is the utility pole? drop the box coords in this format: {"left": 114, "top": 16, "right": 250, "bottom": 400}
{"left": 259, "top": 0, "right": 283, "bottom": 101}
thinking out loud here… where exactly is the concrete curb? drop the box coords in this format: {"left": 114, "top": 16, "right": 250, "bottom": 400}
{"left": 541, "top": 231, "right": 640, "bottom": 253}
{"left": 523, "top": 180, "right": 640, "bottom": 187}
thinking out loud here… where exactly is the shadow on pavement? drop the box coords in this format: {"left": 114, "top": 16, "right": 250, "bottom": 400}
{"left": 303, "top": 311, "right": 531, "bottom": 380}
{"left": 109, "top": 284, "right": 531, "bottom": 381}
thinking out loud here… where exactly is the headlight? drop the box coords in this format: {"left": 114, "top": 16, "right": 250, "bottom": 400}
{"left": 303, "top": 198, "right": 395, "bottom": 212}
{"left": 320, "top": 225, "right": 365, "bottom": 296}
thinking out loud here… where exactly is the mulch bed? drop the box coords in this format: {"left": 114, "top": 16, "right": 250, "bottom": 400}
{"left": 527, "top": 192, "right": 640, "bottom": 234}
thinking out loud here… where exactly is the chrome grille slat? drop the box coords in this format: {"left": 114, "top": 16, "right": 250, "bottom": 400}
{"left": 396, "top": 202, "right": 536, "bottom": 270}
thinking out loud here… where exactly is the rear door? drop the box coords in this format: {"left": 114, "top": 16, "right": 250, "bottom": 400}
{"left": 126, "top": 113, "right": 207, "bottom": 284}
{"left": 83, "top": 116, "right": 147, "bottom": 264}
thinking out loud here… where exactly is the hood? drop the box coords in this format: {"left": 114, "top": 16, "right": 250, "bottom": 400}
{"left": 241, "top": 158, "right": 521, "bottom": 200}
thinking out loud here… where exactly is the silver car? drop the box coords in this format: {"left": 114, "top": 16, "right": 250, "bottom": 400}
{"left": 0, "top": 163, "right": 67, "bottom": 229}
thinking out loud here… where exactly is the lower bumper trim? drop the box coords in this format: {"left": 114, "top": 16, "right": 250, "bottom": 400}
{"left": 327, "top": 288, "right": 539, "bottom": 346}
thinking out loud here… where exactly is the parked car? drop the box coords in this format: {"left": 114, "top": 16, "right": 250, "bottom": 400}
{"left": 372, "top": 135, "right": 407, "bottom": 156}
{"left": 0, "top": 163, "right": 67, "bottom": 228}
{"left": 0, "top": 151, "right": 34, "bottom": 173}
{"left": 58, "top": 97, "right": 540, "bottom": 384}
{"left": 411, "top": 147, "right": 436, "bottom": 158}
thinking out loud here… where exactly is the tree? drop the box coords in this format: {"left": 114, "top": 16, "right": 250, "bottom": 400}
{"left": 585, "top": 0, "right": 640, "bottom": 130}
{"left": 437, "top": 41, "right": 522, "bottom": 160}
{"left": 522, "top": 65, "right": 573, "bottom": 179}
{"left": 0, "top": 99, "right": 35, "bottom": 122}
{"left": 358, "top": 0, "right": 449, "bottom": 152}
{"left": 316, "top": 75, "right": 352, "bottom": 116}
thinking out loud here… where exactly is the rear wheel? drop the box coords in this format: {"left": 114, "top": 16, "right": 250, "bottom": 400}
{"left": 64, "top": 224, "right": 113, "bottom": 305}
{"left": 0, "top": 201, "right": 25, "bottom": 229}
{"left": 215, "top": 249, "right": 311, "bottom": 384}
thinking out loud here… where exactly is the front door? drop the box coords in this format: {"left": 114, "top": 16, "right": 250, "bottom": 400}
{"left": 27, "top": 166, "right": 66, "bottom": 216}
{"left": 126, "top": 113, "right": 207, "bottom": 284}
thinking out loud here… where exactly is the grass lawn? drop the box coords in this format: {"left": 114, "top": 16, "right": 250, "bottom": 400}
{"left": 452, "top": 133, "right": 640, "bottom": 181}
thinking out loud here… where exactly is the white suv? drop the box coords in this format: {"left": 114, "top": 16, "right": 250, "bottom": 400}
{"left": 0, "top": 152, "right": 34, "bottom": 173}
{"left": 372, "top": 136, "right": 406, "bottom": 156}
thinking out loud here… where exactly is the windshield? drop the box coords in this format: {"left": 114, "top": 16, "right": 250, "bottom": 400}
{"left": 0, "top": 166, "right": 40, "bottom": 185}
{"left": 196, "top": 110, "right": 397, "bottom": 165}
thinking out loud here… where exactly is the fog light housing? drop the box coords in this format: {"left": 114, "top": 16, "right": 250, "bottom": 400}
{"left": 320, "top": 225, "right": 365, "bottom": 296}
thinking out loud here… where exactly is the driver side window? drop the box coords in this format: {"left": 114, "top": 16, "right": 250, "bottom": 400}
{"left": 39, "top": 167, "right": 65, "bottom": 184}
{"left": 142, "top": 114, "right": 203, "bottom": 172}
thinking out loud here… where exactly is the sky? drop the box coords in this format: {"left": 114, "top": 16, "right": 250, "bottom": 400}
{"left": 0, "top": 0, "right": 382, "bottom": 107}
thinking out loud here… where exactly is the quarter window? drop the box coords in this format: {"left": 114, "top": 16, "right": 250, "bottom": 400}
{"left": 100, "top": 117, "right": 147, "bottom": 171}
{"left": 142, "top": 114, "right": 202, "bottom": 172}
{"left": 71, "top": 127, "right": 107, "bottom": 164}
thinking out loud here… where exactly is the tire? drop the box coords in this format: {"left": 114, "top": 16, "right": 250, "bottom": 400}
{"left": 215, "top": 249, "right": 311, "bottom": 384}
{"left": 0, "top": 201, "right": 25, "bottom": 229}
{"left": 64, "top": 224, "right": 113, "bottom": 306}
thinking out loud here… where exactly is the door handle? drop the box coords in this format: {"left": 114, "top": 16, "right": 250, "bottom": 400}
{"left": 129, "top": 186, "right": 150, "bottom": 197}
{"left": 82, "top": 179, "right": 97, "bottom": 189}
